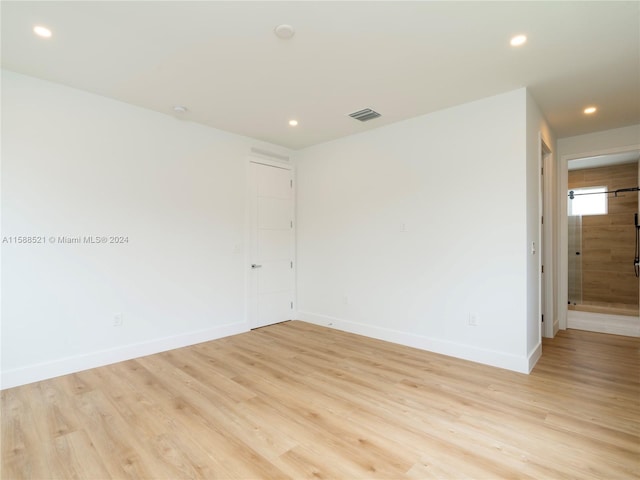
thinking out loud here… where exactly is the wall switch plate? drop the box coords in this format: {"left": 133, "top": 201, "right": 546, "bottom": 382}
{"left": 113, "top": 313, "right": 123, "bottom": 327}
{"left": 468, "top": 312, "right": 479, "bottom": 326}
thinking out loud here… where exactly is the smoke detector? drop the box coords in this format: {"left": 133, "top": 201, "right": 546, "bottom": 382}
{"left": 274, "top": 24, "right": 295, "bottom": 39}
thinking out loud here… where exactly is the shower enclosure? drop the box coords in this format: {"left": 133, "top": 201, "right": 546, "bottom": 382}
{"left": 567, "top": 161, "right": 639, "bottom": 318}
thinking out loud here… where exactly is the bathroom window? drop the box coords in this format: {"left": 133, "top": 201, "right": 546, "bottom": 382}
{"left": 568, "top": 186, "right": 608, "bottom": 216}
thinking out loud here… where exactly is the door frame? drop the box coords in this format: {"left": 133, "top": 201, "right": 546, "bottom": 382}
{"left": 557, "top": 143, "right": 640, "bottom": 331}
{"left": 540, "top": 137, "right": 554, "bottom": 338}
{"left": 244, "top": 153, "right": 296, "bottom": 329}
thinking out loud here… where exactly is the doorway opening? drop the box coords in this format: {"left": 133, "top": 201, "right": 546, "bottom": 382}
{"left": 565, "top": 150, "right": 640, "bottom": 336}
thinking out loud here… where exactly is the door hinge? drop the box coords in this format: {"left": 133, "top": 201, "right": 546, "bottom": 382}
{"left": 290, "top": 261, "right": 293, "bottom": 269}
{"left": 541, "top": 216, "right": 544, "bottom": 225}
{"left": 290, "top": 220, "right": 293, "bottom": 228}
{"left": 541, "top": 314, "right": 544, "bottom": 323}
{"left": 290, "top": 301, "right": 293, "bottom": 309}
{"left": 541, "top": 265, "right": 544, "bottom": 273}
{"left": 290, "top": 179, "right": 293, "bottom": 188}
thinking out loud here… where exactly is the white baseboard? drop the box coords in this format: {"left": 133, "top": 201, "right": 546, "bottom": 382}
{"left": 567, "top": 310, "right": 640, "bottom": 337}
{"left": 528, "top": 341, "right": 542, "bottom": 372}
{"left": 299, "top": 311, "right": 531, "bottom": 374}
{"left": 1, "top": 321, "right": 249, "bottom": 390}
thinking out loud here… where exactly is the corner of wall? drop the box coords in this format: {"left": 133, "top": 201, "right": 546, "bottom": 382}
{"left": 527, "top": 341, "right": 542, "bottom": 372}
{"left": 525, "top": 90, "right": 558, "bottom": 350}
{"left": 299, "top": 312, "right": 532, "bottom": 374}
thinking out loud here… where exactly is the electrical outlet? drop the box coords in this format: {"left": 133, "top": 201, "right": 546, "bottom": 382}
{"left": 342, "top": 295, "right": 349, "bottom": 305}
{"left": 113, "top": 313, "right": 123, "bottom": 327}
{"left": 468, "top": 312, "right": 479, "bottom": 326}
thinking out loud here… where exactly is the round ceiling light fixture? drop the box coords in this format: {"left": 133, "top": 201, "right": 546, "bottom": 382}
{"left": 583, "top": 106, "right": 597, "bottom": 114}
{"left": 33, "top": 25, "right": 52, "bottom": 38}
{"left": 510, "top": 34, "right": 527, "bottom": 47}
{"left": 172, "top": 105, "right": 188, "bottom": 114}
{"left": 288, "top": 119, "right": 298, "bottom": 126}
{"left": 274, "top": 24, "right": 295, "bottom": 40}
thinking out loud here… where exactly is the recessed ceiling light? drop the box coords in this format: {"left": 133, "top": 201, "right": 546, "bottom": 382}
{"left": 510, "top": 34, "right": 527, "bottom": 47}
{"left": 33, "top": 25, "right": 52, "bottom": 38}
{"left": 172, "top": 105, "right": 188, "bottom": 114}
{"left": 288, "top": 120, "right": 298, "bottom": 126}
{"left": 274, "top": 24, "right": 295, "bottom": 40}
{"left": 583, "top": 106, "right": 597, "bottom": 114}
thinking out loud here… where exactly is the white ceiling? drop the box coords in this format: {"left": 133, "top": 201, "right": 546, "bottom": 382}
{"left": 568, "top": 150, "right": 639, "bottom": 170}
{"left": 2, "top": 1, "right": 639, "bottom": 150}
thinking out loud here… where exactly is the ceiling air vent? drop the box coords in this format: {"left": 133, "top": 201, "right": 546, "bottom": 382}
{"left": 348, "top": 108, "right": 381, "bottom": 122}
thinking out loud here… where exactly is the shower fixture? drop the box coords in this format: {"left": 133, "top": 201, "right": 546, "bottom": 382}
{"left": 568, "top": 186, "right": 639, "bottom": 199}
{"left": 568, "top": 187, "right": 640, "bottom": 277}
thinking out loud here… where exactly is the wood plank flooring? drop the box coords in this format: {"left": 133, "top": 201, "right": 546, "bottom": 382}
{"left": 2, "top": 321, "right": 639, "bottom": 479}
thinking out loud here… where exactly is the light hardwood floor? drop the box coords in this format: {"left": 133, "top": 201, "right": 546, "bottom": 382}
{"left": 2, "top": 321, "right": 639, "bottom": 479}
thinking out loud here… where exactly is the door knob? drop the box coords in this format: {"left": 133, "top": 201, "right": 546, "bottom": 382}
{"left": 251, "top": 264, "right": 262, "bottom": 269}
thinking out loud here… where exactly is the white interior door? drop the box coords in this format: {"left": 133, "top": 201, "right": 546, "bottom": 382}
{"left": 248, "top": 161, "right": 295, "bottom": 328}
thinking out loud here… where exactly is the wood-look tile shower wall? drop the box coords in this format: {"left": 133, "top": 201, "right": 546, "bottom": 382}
{"left": 568, "top": 162, "right": 639, "bottom": 307}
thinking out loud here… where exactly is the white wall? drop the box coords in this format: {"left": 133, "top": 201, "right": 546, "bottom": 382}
{"left": 296, "top": 88, "right": 537, "bottom": 372}
{"left": 1, "top": 70, "right": 290, "bottom": 388}
{"left": 1, "top": 71, "right": 556, "bottom": 386}
{"left": 525, "top": 91, "right": 556, "bottom": 365}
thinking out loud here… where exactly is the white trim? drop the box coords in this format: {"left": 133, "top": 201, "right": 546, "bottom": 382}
{"left": 538, "top": 134, "right": 544, "bottom": 339}
{"left": 559, "top": 151, "right": 569, "bottom": 330}
{"left": 1, "top": 321, "right": 248, "bottom": 390}
{"left": 528, "top": 341, "right": 542, "bottom": 372}
{"left": 250, "top": 147, "right": 291, "bottom": 163}
{"left": 248, "top": 155, "right": 292, "bottom": 170}
{"left": 250, "top": 159, "right": 291, "bottom": 170}
{"left": 536, "top": 132, "right": 558, "bottom": 340}
{"left": 538, "top": 133, "right": 555, "bottom": 339}
{"left": 299, "top": 311, "right": 532, "bottom": 374}
{"left": 558, "top": 143, "right": 640, "bottom": 332}
{"left": 291, "top": 162, "right": 298, "bottom": 318}
{"left": 567, "top": 310, "right": 640, "bottom": 337}
{"left": 244, "top": 156, "right": 252, "bottom": 326}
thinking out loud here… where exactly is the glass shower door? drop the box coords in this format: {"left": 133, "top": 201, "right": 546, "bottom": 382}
{"left": 568, "top": 215, "right": 582, "bottom": 305}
